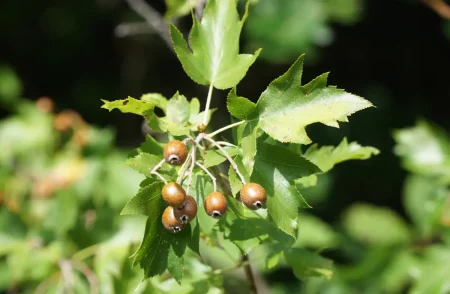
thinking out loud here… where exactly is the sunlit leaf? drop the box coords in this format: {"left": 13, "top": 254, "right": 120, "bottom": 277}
{"left": 393, "top": 120, "right": 450, "bottom": 182}
{"left": 170, "top": 0, "right": 260, "bottom": 89}
{"left": 304, "top": 137, "right": 379, "bottom": 172}
{"left": 256, "top": 55, "right": 373, "bottom": 144}
{"left": 101, "top": 97, "right": 155, "bottom": 115}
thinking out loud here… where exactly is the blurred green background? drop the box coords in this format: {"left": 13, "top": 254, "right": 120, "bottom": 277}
{"left": 1, "top": 0, "right": 450, "bottom": 293}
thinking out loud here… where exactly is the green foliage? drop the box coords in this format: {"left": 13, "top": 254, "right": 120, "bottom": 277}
{"left": 170, "top": 0, "right": 260, "bottom": 89}
{"left": 0, "top": 1, "right": 382, "bottom": 292}
{"left": 245, "top": 0, "right": 363, "bottom": 63}
{"left": 255, "top": 55, "right": 373, "bottom": 144}
{"left": 97, "top": 0, "right": 378, "bottom": 288}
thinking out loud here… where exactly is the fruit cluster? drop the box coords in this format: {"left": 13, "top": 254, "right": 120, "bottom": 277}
{"left": 157, "top": 140, "right": 267, "bottom": 233}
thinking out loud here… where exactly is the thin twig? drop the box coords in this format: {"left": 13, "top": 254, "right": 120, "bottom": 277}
{"left": 58, "top": 260, "right": 74, "bottom": 294}
{"left": 115, "top": 22, "right": 154, "bottom": 37}
{"left": 195, "top": 0, "right": 207, "bottom": 19}
{"left": 186, "top": 145, "right": 197, "bottom": 194}
{"left": 34, "top": 272, "right": 60, "bottom": 294}
{"left": 422, "top": 0, "right": 450, "bottom": 18}
{"left": 216, "top": 141, "right": 237, "bottom": 148}
{"left": 196, "top": 162, "right": 217, "bottom": 191}
{"left": 242, "top": 254, "right": 258, "bottom": 294}
{"left": 203, "top": 84, "right": 214, "bottom": 125}
{"left": 70, "top": 260, "right": 99, "bottom": 294}
{"left": 124, "top": 0, "right": 174, "bottom": 50}
{"left": 150, "top": 159, "right": 168, "bottom": 184}
{"left": 72, "top": 244, "right": 101, "bottom": 261}
{"left": 203, "top": 135, "right": 247, "bottom": 185}
{"left": 207, "top": 120, "right": 246, "bottom": 138}
{"left": 177, "top": 152, "right": 192, "bottom": 184}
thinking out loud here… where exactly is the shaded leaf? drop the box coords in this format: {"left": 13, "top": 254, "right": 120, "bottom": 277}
{"left": 203, "top": 147, "right": 239, "bottom": 168}
{"left": 342, "top": 203, "right": 412, "bottom": 245}
{"left": 121, "top": 182, "right": 164, "bottom": 216}
{"left": 220, "top": 196, "right": 294, "bottom": 254}
{"left": 251, "top": 141, "right": 321, "bottom": 236}
{"left": 284, "top": 247, "right": 333, "bottom": 280}
{"left": 226, "top": 88, "right": 257, "bottom": 120}
{"left": 125, "top": 153, "right": 175, "bottom": 180}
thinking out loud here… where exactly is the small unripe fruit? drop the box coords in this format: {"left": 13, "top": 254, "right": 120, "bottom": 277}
{"left": 204, "top": 192, "right": 227, "bottom": 219}
{"left": 162, "top": 182, "right": 186, "bottom": 208}
{"left": 197, "top": 123, "right": 207, "bottom": 133}
{"left": 162, "top": 206, "right": 184, "bottom": 233}
{"left": 174, "top": 195, "right": 198, "bottom": 224}
{"left": 164, "top": 140, "right": 188, "bottom": 165}
{"left": 240, "top": 183, "right": 266, "bottom": 210}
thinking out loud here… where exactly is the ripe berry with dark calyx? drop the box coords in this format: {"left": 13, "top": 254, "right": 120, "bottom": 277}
{"left": 162, "top": 206, "right": 184, "bottom": 233}
{"left": 162, "top": 182, "right": 186, "bottom": 208}
{"left": 240, "top": 183, "right": 266, "bottom": 210}
{"left": 204, "top": 192, "right": 228, "bottom": 219}
{"left": 174, "top": 195, "right": 198, "bottom": 224}
{"left": 164, "top": 140, "right": 188, "bottom": 165}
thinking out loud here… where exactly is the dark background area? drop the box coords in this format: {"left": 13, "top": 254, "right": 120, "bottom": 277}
{"left": 1, "top": 0, "right": 449, "bottom": 224}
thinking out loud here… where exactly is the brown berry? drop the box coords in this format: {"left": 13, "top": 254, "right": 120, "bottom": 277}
{"left": 162, "top": 206, "right": 184, "bottom": 233}
{"left": 240, "top": 183, "right": 266, "bottom": 210}
{"left": 204, "top": 192, "right": 227, "bottom": 219}
{"left": 174, "top": 195, "right": 198, "bottom": 224}
{"left": 164, "top": 140, "right": 188, "bottom": 165}
{"left": 162, "top": 182, "right": 186, "bottom": 208}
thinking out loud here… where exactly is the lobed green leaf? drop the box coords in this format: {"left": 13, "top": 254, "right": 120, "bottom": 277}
{"left": 256, "top": 55, "right": 373, "bottom": 144}
{"left": 170, "top": 0, "right": 260, "bottom": 89}
{"left": 304, "top": 137, "right": 380, "bottom": 173}
{"left": 251, "top": 140, "right": 321, "bottom": 236}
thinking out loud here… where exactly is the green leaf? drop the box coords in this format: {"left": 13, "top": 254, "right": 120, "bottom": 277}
{"left": 403, "top": 175, "right": 447, "bottom": 238}
{"left": 342, "top": 203, "right": 412, "bottom": 245}
{"left": 188, "top": 173, "right": 217, "bottom": 235}
{"left": 125, "top": 153, "right": 175, "bottom": 179}
{"left": 228, "top": 155, "right": 250, "bottom": 197}
{"left": 165, "top": 0, "right": 201, "bottom": 19}
{"left": 101, "top": 97, "right": 155, "bottom": 115}
{"left": 409, "top": 246, "right": 450, "bottom": 294}
{"left": 393, "top": 120, "right": 450, "bottom": 181}
{"left": 226, "top": 88, "right": 257, "bottom": 120}
{"left": 138, "top": 135, "right": 165, "bottom": 156}
{"left": 251, "top": 141, "right": 321, "bottom": 236}
{"left": 203, "top": 147, "right": 239, "bottom": 168}
{"left": 43, "top": 190, "right": 78, "bottom": 236}
{"left": 132, "top": 195, "right": 199, "bottom": 282}
{"left": 121, "top": 182, "right": 164, "bottom": 216}
{"left": 141, "top": 93, "right": 168, "bottom": 110}
{"left": 256, "top": 55, "right": 373, "bottom": 144}
{"left": 295, "top": 213, "right": 338, "bottom": 249}
{"left": 284, "top": 247, "right": 333, "bottom": 280}
{"left": 237, "top": 120, "right": 259, "bottom": 175}
{"left": 170, "top": 0, "right": 260, "bottom": 89}
{"left": 0, "top": 65, "right": 22, "bottom": 101}
{"left": 304, "top": 137, "right": 380, "bottom": 172}
{"left": 220, "top": 196, "right": 294, "bottom": 254}
{"left": 146, "top": 93, "right": 194, "bottom": 136}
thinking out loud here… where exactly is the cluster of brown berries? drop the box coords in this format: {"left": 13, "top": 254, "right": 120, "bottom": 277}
{"left": 160, "top": 140, "right": 267, "bottom": 233}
